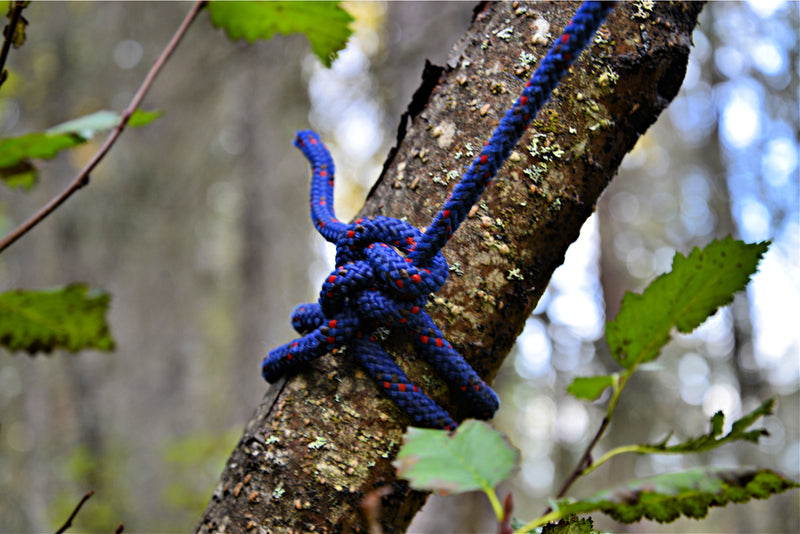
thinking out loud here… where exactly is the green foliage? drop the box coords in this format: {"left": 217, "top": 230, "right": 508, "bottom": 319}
{"left": 207, "top": 1, "right": 354, "bottom": 68}
{"left": 394, "top": 239, "right": 796, "bottom": 532}
{"left": 552, "top": 467, "right": 799, "bottom": 524}
{"left": 4, "top": 2, "right": 29, "bottom": 49}
{"left": 566, "top": 374, "right": 617, "bottom": 401}
{"left": 541, "top": 515, "right": 596, "bottom": 534}
{"left": 606, "top": 237, "right": 769, "bottom": 369}
{"left": 394, "top": 420, "right": 519, "bottom": 494}
{"left": 47, "top": 109, "right": 162, "bottom": 136}
{"left": 0, "top": 283, "right": 114, "bottom": 354}
{"left": 0, "top": 132, "right": 82, "bottom": 189}
{"left": 127, "top": 108, "right": 163, "bottom": 128}
{"left": 642, "top": 398, "right": 773, "bottom": 454}
{"left": 0, "top": 109, "right": 162, "bottom": 189}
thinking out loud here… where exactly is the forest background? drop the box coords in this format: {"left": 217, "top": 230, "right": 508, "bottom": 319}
{"left": 0, "top": 1, "right": 797, "bottom": 532}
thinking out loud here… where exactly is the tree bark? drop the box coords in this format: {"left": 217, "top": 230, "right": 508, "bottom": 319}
{"left": 195, "top": 2, "right": 704, "bottom": 533}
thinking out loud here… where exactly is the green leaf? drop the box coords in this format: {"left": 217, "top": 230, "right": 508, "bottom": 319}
{"left": 394, "top": 420, "right": 519, "bottom": 494}
{"left": 552, "top": 467, "right": 799, "bottom": 524}
{"left": 0, "top": 284, "right": 115, "bottom": 354}
{"left": 541, "top": 515, "right": 596, "bottom": 534}
{"left": 567, "top": 375, "right": 616, "bottom": 401}
{"left": 607, "top": 238, "right": 769, "bottom": 368}
{"left": 642, "top": 399, "right": 773, "bottom": 454}
{"left": 0, "top": 109, "right": 162, "bottom": 189}
{"left": 207, "top": 1, "right": 354, "bottom": 68}
{"left": 0, "top": 131, "right": 84, "bottom": 179}
{"left": 0, "top": 159, "right": 38, "bottom": 189}
{"left": 128, "top": 108, "right": 164, "bottom": 127}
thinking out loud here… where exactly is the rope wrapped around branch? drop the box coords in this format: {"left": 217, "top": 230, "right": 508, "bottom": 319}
{"left": 261, "top": 1, "right": 616, "bottom": 430}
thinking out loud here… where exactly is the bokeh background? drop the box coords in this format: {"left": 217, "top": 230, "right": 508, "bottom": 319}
{"left": 0, "top": 2, "right": 797, "bottom": 532}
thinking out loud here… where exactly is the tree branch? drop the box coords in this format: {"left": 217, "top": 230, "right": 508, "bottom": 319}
{"left": 0, "top": 0, "right": 207, "bottom": 254}
{"left": 0, "top": 0, "right": 27, "bottom": 86}
{"left": 196, "top": 2, "right": 704, "bottom": 532}
{"left": 54, "top": 490, "right": 94, "bottom": 534}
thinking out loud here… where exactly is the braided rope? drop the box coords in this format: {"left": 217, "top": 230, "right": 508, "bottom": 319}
{"left": 410, "top": 0, "right": 616, "bottom": 263}
{"left": 261, "top": 1, "right": 615, "bottom": 430}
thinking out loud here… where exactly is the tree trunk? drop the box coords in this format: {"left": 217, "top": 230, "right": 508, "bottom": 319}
{"left": 195, "top": 2, "right": 704, "bottom": 532}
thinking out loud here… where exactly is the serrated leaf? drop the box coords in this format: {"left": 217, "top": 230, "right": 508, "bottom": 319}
{"left": 552, "top": 467, "right": 798, "bottom": 524}
{"left": 207, "top": 1, "right": 354, "bottom": 68}
{"left": 607, "top": 238, "right": 769, "bottom": 368}
{"left": 567, "top": 375, "right": 616, "bottom": 401}
{"left": 541, "top": 515, "right": 596, "bottom": 534}
{"left": 0, "top": 109, "right": 162, "bottom": 189}
{"left": 642, "top": 399, "right": 773, "bottom": 454}
{"left": 394, "top": 420, "right": 519, "bottom": 494}
{"left": 0, "top": 284, "right": 115, "bottom": 354}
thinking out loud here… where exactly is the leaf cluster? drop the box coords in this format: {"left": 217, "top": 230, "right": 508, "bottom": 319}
{"left": 551, "top": 467, "right": 798, "bottom": 525}
{"left": 0, "top": 109, "right": 161, "bottom": 189}
{"left": 395, "top": 238, "right": 797, "bottom": 531}
{"left": 0, "top": 284, "right": 114, "bottom": 353}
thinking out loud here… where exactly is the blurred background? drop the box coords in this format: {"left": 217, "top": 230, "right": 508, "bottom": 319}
{"left": 0, "top": 2, "right": 797, "bottom": 532}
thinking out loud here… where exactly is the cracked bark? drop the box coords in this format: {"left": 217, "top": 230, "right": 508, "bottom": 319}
{"left": 195, "top": 2, "right": 705, "bottom": 533}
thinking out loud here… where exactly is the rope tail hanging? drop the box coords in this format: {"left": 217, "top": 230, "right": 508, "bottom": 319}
{"left": 261, "top": 1, "right": 616, "bottom": 430}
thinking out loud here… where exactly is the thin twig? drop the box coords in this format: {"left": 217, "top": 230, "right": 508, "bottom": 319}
{"left": 544, "top": 372, "right": 629, "bottom": 514}
{"left": 0, "top": 0, "right": 208, "bottom": 254}
{"left": 0, "top": 1, "right": 27, "bottom": 84}
{"left": 54, "top": 490, "right": 94, "bottom": 534}
{"left": 554, "top": 416, "right": 610, "bottom": 499}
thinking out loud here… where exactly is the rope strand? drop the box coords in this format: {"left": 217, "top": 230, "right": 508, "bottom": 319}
{"left": 409, "top": 1, "right": 616, "bottom": 264}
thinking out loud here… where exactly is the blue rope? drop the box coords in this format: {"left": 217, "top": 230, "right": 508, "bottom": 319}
{"left": 261, "top": 1, "right": 615, "bottom": 430}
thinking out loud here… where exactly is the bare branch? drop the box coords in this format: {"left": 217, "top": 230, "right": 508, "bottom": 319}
{"left": 54, "top": 490, "right": 94, "bottom": 534}
{"left": 0, "top": 0, "right": 207, "bottom": 254}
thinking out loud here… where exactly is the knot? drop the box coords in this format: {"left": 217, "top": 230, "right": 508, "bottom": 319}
{"left": 261, "top": 132, "right": 498, "bottom": 430}
{"left": 323, "top": 216, "right": 449, "bottom": 305}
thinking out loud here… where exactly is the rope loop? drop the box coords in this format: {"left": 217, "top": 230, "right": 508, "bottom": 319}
{"left": 262, "top": 131, "right": 494, "bottom": 430}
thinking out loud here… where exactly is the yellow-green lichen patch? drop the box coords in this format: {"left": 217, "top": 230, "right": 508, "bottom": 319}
{"left": 631, "top": 0, "right": 655, "bottom": 20}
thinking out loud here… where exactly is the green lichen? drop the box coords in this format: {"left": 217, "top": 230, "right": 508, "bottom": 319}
{"left": 308, "top": 436, "right": 328, "bottom": 450}
{"left": 631, "top": 0, "right": 655, "bottom": 19}
{"left": 519, "top": 51, "right": 536, "bottom": 66}
{"left": 495, "top": 27, "right": 514, "bottom": 41}
{"left": 507, "top": 268, "right": 524, "bottom": 281}
{"left": 598, "top": 66, "right": 619, "bottom": 88}
{"left": 523, "top": 163, "right": 548, "bottom": 184}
